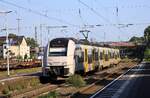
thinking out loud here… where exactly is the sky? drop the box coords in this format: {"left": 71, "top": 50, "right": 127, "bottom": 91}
{"left": 0, "top": 0, "right": 150, "bottom": 46}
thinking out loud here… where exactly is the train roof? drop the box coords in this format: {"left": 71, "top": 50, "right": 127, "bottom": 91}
{"left": 50, "top": 37, "right": 117, "bottom": 49}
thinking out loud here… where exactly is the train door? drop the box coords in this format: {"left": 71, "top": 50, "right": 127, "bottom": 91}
{"left": 74, "top": 47, "right": 84, "bottom": 72}
{"left": 95, "top": 49, "right": 99, "bottom": 69}
{"left": 103, "top": 50, "right": 106, "bottom": 67}
{"left": 99, "top": 50, "right": 103, "bottom": 69}
{"left": 84, "top": 48, "right": 88, "bottom": 72}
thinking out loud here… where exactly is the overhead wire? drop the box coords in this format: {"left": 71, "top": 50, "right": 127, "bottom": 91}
{"left": 78, "top": 0, "right": 113, "bottom": 24}
{"left": 0, "top": 0, "right": 80, "bottom": 27}
{"left": 78, "top": 8, "right": 86, "bottom": 26}
{"left": 1, "top": 0, "right": 150, "bottom": 37}
{"left": 78, "top": 0, "right": 126, "bottom": 42}
{"left": 77, "top": 0, "right": 150, "bottom": 41}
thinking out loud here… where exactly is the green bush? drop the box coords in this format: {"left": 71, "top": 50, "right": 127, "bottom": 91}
{"left": 144, "top": 48, "right": 150, "bottom": 61}
{"left": 66, "top": 74, "right": 86, "bottom": 87}
{"left": 16, "top": 55, "right": 23, "bottom": 60}
{"left": 38, "top": 91, "right": 58, "bottom": 98}
{"left": 7, "top": 79, "right": 27, "bottom": 92}
{"left": 30, "top": 53, "right": 36, "bottom": 59}
{"left": 24, "top": 54, "right": 28, "bottom": 59}
{"left": 29, "top": 78, "right": 40, "bottom": 87}
{"left": 2, "top": 88, "right": 10, "bottom": 95}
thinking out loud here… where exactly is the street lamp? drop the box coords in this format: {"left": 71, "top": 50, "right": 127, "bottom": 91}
{"left": 0, "top": 11, "right": 12, "bottom": 76}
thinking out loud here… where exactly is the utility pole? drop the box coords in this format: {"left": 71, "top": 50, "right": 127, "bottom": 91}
{"left": 39, "top": 24, "right": 45, "bottom": 68}
{"left": 34, "top": 26, "right": 38, "bottom": 43}
{"left": 0, "top": 11, "right": 12, "bottom": 76}
{"left": 47, "top": 27, "right": 50, "bottom": 42}
{"left": 104, "top": 32, "right": 106, "bottom": 42}
{"left": 40, "top": 24, "right": 42, "bottom": 46}
{"left": 16, "top": 18, "right": 21, "bottom": 35}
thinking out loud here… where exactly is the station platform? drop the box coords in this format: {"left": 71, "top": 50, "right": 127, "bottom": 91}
{"left": 90, "top": 62, "right": 150, "bottom": 98}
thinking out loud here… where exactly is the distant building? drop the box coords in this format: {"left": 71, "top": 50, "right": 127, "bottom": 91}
{"left": 108, "top": 42, "right": 135, "bottom": 48}
{"left": 97, "top": 41, "right": 136, "bottom": 58}
{"left": 0, "top": 36, "right": 30, "bottom": 59}
{"left": 107, "top": 42, "right": 136, "bottom": 58}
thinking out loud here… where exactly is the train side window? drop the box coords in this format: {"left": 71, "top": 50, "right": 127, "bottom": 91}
{"left": 105, "top": 54, "right": 109, "bottom": 61}
{"left": 100, "top": 52, "right": 103, "bottom": 60}
{"left": 104, "top": 50, "right": 108, "bottom": 61}
{"left": 110, "top": 52, "right": 112, "bottom": 58}
{"left": 95, "top": 52, "right": 99, "bottom": 61}
{"left": 88, "top": 54, "right": 92, "bottom": 63}
{"left": 78, "top": 52, "right": 84, "bottom": 63}
{"left": 110, "top": 52, "right": 111, "bottom": 59}
{"left": 113, "top": 52, "right": 115, "bottom": 58}
{"left": 115, "top": 53, "right": 117, "bottom": 59}
{"left": 117, "top": 52, "right": 120, "bottom": 58}
{"left": 82, "top": 52, "right": 84, "bottom": 61}
{"left": 102, "top": 50, "right": 105, "bottom": 59}
{"left": 92, "top": 49, "right": 95, "bottom": 61}
{"left": 108, "top": 51, "right": 111, "bottom": 59}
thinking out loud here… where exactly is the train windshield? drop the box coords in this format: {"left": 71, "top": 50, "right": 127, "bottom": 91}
{"left": 49, "top": 38, "right": 69, "bottom": 56}
{"left": 50, "top": 38, "right": 69, "bottom": 48}
{"left": 49, "top": 48, "right": 67, "bottom": 56}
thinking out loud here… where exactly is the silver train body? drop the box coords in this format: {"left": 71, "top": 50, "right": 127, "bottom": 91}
{"left": 42, "top": 38, "right": 121, "bottom": 77}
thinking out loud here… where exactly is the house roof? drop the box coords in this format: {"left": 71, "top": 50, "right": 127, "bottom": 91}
{"left": 108, "top": 42, "right": 135, "bottom": 47}
{"left": 0, "top": 36, "right": 24, "bottom": 46}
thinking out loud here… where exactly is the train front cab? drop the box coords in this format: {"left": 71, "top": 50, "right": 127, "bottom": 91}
{"left": 43, "top": 38, "right": 76, "bottom": 77}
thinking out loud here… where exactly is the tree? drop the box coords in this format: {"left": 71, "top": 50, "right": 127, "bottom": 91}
{"left": 26, "top": 37, "right": 39, "bottom": 48}
{"left": 8, "top": 33, "right": 17, "bottom": 37}
{"left": 144, "top": 48, "right": 150, "bottom": 61}
{"left": 129, "top": 36, "right": 144, "bottom": 43}
{"left": 144, "top": 26, "right": 150, "bottom": 45}
{"left": 24, "top": 54, "right": 28, "bottom": 59}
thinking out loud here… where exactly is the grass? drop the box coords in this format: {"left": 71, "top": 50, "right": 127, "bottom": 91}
{"left": 143, "top": 58, "right": 150, "bottom": 62}
{"left": 0, "top": 67, "right": 41, "bottom": 78}
{"left": 0, "top": 67, "right": 42, "bottom": 96}
{"left": 0, "top": 77, "right": 41, "bottom": 96}
{"left": 38, "top": 91, "right": 58, "bottom": 98}
{"left": 66, "top": 74, "right": 86, "bottom": 87}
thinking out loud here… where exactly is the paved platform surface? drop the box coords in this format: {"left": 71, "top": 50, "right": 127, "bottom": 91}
{"left": 90, "top": 63, "right": 150, "bottom": 98}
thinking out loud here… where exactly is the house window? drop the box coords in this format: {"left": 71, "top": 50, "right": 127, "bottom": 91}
{"left": 4, "top": 46, "right": 6, "bottom": 49}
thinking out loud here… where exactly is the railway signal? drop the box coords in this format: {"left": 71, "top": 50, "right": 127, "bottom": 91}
{"left": 0, "top": 10, "right": 13, "bottom": 76}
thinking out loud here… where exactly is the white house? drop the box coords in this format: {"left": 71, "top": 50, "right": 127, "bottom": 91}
{"left": 0, "top": 36, "right": 30, "bottom": 59}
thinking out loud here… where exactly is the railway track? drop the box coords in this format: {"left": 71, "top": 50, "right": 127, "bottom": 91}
{"left": 11, "top": 84, "right": 58, "bottom": 98}
{"left": 0, "top": 60, "right": 138, "bottom": 98}
{"left": 68, "top": 61, "right": 138, "bottom": 98}
{"left": 8, "top": 78, "right": 66, "bottom": 98}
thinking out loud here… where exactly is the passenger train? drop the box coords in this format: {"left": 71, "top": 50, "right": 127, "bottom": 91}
{"left": 42, "top": 38, "right": 121, "bottom": 77}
